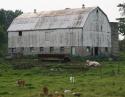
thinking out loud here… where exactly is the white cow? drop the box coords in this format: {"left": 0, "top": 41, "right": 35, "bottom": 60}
{"left": 85, "top": 60, "right": 101, "bottom": 67}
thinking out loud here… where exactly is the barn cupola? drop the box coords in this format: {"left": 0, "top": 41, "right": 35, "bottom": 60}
{"left": 34, "top": 9, "right": 37, "bottom": 13}
{"left": 65, "top": 8, "right": 70, "bottom": 10}
{"left": 82, "top": 4, "right": 85, "bottom": 8}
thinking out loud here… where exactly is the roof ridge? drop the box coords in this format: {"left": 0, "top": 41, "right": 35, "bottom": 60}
{"left": 17, "top": 7, "right": 97, "bottom": 18}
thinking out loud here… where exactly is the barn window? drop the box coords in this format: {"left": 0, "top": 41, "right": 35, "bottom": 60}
{"left": 105, "top": 47, "right": 108, "bottom": 52}
{"left": 96, "top": 9, "right": 98, "bottom": 13}
{"left": 30, "top": 47, "right": 34, "bottom": 52}
{"left": 12, "top": 48, "right": 16, "bottom": 53}
{"left": 45, "top": 32, "right": 49, "bottom": 41}
{"left": 19, "top": 31, "right": 22, "bottom": 36}
{"left": 40, "top": 47, "right": 44, "bottom": 52}
{"left": 101, "top": 25, "right": 103, "bottom": 31}
{"left": 50, "top": 47, "right": 54, "bottom": 53}
{"left": 20, "top": 47, "right": 24, "bottom": 52}
{"left": 86, "top": 47, "right": 90, "bottom": 52}
{"left": 60, "top": 47, "right": 64, "bottom": 52}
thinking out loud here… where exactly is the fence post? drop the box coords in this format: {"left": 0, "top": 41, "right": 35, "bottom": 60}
{"left": 117, "top": 63, "right": 120, "bottom": 75}
{"left": 100, "top": 66, "right": 103, "bottom": 79}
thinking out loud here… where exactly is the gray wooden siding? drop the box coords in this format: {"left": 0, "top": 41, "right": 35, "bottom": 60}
{"left": 83, "top": 8, "right": 111, "bottom": 47}
{"left": 8, "top": 29, "right": 82, "bottom": 48}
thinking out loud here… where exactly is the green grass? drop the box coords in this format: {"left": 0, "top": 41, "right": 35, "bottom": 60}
{"left": 0, "top": 54, "right": 125, "bottom": 97}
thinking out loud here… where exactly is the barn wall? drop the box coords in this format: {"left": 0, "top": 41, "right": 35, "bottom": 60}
{"left": 7, "top": 46, "right": 94, "bottom": 56}
{"left": 83, "top": 8, "right": 111, "bottom": 48}
{"left": 8, "top": 28, "right": 84, "bottom": 55}
{"left": 8, "top": 28, "right": 82, "bottom": 48}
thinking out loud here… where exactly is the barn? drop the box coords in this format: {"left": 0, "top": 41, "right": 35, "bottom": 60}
{"left": 7, "top": 6, "right": 113, "bottom": 57}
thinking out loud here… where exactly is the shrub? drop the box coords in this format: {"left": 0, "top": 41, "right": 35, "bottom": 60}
{"left": 0, "top": 91, "right": 9, "bottom": 95}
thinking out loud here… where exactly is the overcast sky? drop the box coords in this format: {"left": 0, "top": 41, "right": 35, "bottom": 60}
{"left": 0, "top": 0, "right": 124, "bottom": 39}
{"left": 0, "top": 0, "right": 124, "bottom": 22}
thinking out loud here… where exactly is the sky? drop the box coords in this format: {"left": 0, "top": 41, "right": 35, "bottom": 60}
{"left": 0, "top": 0, "right": 124, "bottom": 39}
{"left": 0, "top": 0, "right": 124, "bottom": 22}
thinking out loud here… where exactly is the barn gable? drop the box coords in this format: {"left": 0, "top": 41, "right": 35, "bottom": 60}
{"left": 83, "top": 7, "right": 111, "bottom": 47}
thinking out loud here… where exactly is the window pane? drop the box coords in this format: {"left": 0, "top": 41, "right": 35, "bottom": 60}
{"left": 60, "top": 47, "right": 64, "bottom": 52}
{"left": 45, "top": 32, "right": 49, "bottom": 41}
{"left": 86, "top": 47, "right": 90, "bottom": 52}
{"left": 19, "top": 31, "right": 22, "bottom": 36}
{"left": 50, "top": 47, "right": 54, "bottom": 52}
{"left": 12, "top": 48, "right": 16, "bottom": 53}
{"left": 30, "top": 47, "right": 34, "bottom": 52}
{"left": 40, "top": 47, "right": 44, "bottom": 52}
{"left": 105, "top": 47, "right": 108, "bottom": 52}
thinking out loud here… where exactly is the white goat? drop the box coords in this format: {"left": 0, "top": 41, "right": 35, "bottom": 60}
{"left": 85, "top": 60, "right": 101, "bottom": 67}
{"left": 69, "top": 76, "right": 75, "bottom": 83}
{"left": 64, "top": 89, "right": 71, "bottom": 93}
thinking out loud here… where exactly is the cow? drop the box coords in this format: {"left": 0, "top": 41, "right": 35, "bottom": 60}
{"left": 17, "top": 79, "right": 25, "bottom": 87}
{"left": 43, "top": 86, "right": 49, "bottom": 96}
{"left": 57, "top": 94, "right": 64, "bottom": 97}
{"left": 85, "top": 60, "right": 101, "bottom": 67}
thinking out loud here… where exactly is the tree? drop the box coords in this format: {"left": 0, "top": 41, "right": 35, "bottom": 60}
{"left": 119, "top": 39, "right": 125, "bottom": 51}
{"left": 5, "top": 10, "right": 23, "bottom": 29}
{"left": 117, "top": 3, "right": 125, "bottom": 38}
{"left": 118, "top": 3, "right": 125, "bottom": 15}
{"left": 0, "top": 9, "right": 23, "bottom": 56}
{"left": 0, "top": 25, "right": 6, "bottom": 44}
{"left": 0, "top": 9, "right": 23, "bottom": 30}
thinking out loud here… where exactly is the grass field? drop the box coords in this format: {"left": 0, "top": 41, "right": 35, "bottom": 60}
{"left": 0, "top": 53, "right": 125, "bottom": 97}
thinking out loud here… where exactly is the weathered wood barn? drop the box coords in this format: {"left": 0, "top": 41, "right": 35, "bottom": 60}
{"left": 8, "top": 6, "right": 113, "bottom": 57}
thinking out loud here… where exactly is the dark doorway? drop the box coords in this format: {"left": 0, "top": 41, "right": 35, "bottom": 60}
{"left": 91, "top": 48, "right": 94, "bottom": 56}
{"left": 94, "top": 47, "right": 98, "bottom": 56}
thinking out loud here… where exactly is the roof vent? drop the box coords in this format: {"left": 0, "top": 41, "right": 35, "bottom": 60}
{"left": 34, "top": 9, "right": 37, "bottom": 13}
{"left": 82, "top": 4, "right": 85, "bottom": 8}
{"left": 65, "top": 8, "right": 70, "bottom": 10}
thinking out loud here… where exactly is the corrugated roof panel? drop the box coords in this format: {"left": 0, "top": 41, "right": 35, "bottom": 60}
{"left": 8, "top": 7, "right": 96, "bottom": 31}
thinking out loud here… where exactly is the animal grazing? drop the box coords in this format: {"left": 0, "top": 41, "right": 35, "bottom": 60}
{"left": 55, "top": 91, "right": 59, "bottom": 94}
{"left": 72, "top": 92, "right": 82, "bottom": 97}
{"left": 85, "top": 60, "right": 101, "bottom": 67}
{"left": 55, "top": 91, "right": 59, "bottom": 96}
{"left": 43, "top": 86, "right": 49, "bottom": 95}
{"left": 17, "top": 79, "right": 25, "bottom": 87}
{"left": 57, "top": 94, "right": 64, "bottom": 97}
{"left": 64, "top": 89, "right": 71, "bottom": 93}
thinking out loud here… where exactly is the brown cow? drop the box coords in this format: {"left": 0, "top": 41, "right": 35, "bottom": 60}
{"left": 17, "top": 79, "right": 25, "bottom": 87}
{"left": 43, "top": 86, "right": 49, "bottom": 95}
{"left": 57, "top": 94, "right": 64, "bottom": 97}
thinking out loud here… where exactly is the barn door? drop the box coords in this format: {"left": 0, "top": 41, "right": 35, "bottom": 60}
{"left": 71, "top": 47, "right": 76, "bottom": 56}
{"left": 94, "top": 47, "right": 98, "bottom": 56}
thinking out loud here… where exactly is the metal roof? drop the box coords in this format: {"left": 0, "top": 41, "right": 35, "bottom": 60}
{"left": 8, "top": 7, "right": 97, "bottom": 31}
